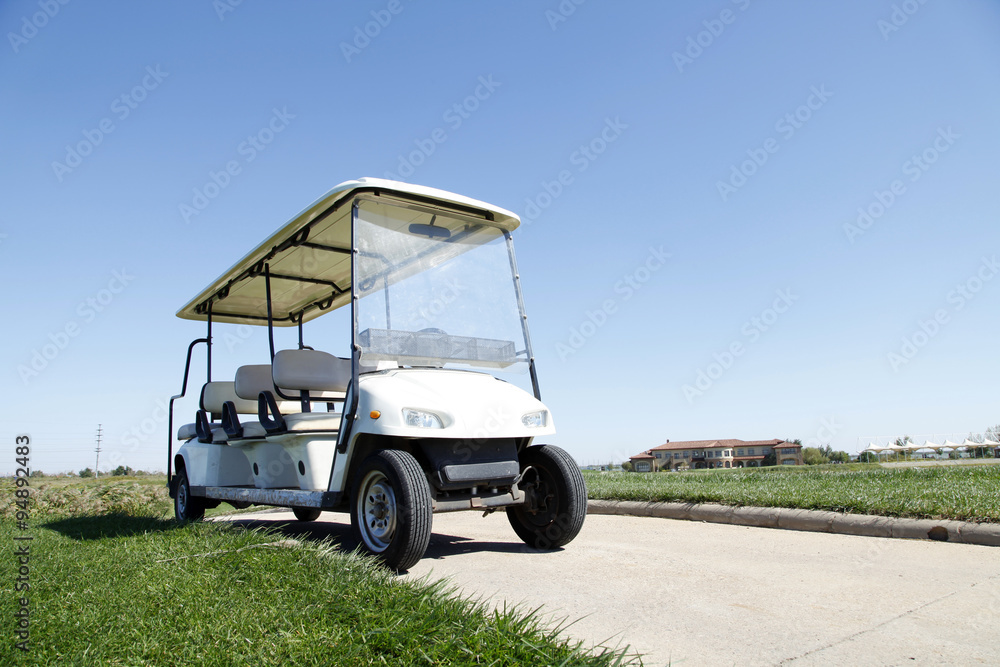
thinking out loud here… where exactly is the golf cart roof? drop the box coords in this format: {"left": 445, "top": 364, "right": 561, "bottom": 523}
{"left": 176, "top": 178, "right": 520, "bottom": 327}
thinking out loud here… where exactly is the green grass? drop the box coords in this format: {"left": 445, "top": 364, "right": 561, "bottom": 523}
{"left": 585, "top": 464, "right": 1000, "bottom": 523}
{"left": 2, "top": 477, "right": 637, "bottom": 666}
{"left": 0, "top": 474, "right": 264, "bottom": 521}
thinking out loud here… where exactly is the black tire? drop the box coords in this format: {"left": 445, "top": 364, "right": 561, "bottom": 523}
{"left": 507, "top": 445, "right": 586, "bottom": 549}
{"left": 174, "top": 467, "right": 206, "bottom": 522}
{"left": 292, "top": 507, "right": 322, "bottom": 522}
{"left": 350, "top": 450, "right": 432, "bottom": 572}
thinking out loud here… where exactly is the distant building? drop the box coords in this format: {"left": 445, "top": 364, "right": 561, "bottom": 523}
{"left": 629, "top": 439, "right": 803, "bottom": 471}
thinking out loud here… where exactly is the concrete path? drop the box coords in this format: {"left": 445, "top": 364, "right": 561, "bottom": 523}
{"left": 223, "top": 509, "right": 1000, "bottom": 666}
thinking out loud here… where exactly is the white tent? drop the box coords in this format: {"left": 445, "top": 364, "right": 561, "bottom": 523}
{"left": 883, "top": 442, "right": 906, "bottom": 460}
{"left": 922, "top": 440, "right": 941, "bottom": 450}
{"left": 861, "top": 443, "right": 885, "bottom": 460}
{"left": 942, "top": 440, "right": 963, "bottom": 450}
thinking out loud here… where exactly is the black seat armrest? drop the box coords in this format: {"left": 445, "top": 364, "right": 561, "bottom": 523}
{"left": 258, "top": 390, "right": 286, "bottom": 435}
{"left": 222, "top": 401, "right": 244, "bottom": 439}
{"left": 195, "top": 410, "right": 214, "bottom": 443}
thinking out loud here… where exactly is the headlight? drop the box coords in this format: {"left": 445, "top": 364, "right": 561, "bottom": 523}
{"left": 402, "top": 408, "right": 444, "bottom": 429}
{"left": 521, "top": 410, "right": 548, "bottom": 428}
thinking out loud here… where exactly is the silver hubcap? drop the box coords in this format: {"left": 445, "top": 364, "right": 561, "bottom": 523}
{"left": 177, "top": 480, "right": 188, "bottom": 515}
{"left": 359, "top": 471, "right": 397, "bottom": 552}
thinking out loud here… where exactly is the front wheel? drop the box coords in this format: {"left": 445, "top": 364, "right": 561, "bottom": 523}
{"left": 174, "top": 467, "right": 206, "bottom": 522}
{"left": 507, "top": 445, "right": 586, "bottom": 549}
{"left": 350, "top": 450, "right": 432, "bottom": 571}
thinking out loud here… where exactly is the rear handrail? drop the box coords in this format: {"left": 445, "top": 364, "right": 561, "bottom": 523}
{"left": 167, "top": 338, "right": 209, "bottom": 481}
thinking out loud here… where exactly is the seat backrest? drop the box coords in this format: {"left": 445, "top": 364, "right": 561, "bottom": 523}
{"left": 234, "top": 365, "right": 273, "bottom": 401}
{"left": 200, "top": 381, "right": 257, "bottom": 416}
{"left": 272, "top": 349, "right": 351, "bottom": 396}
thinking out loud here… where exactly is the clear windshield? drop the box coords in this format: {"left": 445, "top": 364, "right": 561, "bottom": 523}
{"left": 353, "top": 198, "right": 529, "bottom": 375}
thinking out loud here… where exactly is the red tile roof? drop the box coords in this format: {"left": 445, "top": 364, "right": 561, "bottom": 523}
{"left": 647, "top": 438, "right": 787, "bottom": 452}
{"left": 629, "top": 440, "right": 801, "bottom": 461}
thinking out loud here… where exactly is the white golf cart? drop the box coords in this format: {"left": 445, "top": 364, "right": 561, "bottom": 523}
{"left": 167, "top": 178, "right": 586, "bottom": 570}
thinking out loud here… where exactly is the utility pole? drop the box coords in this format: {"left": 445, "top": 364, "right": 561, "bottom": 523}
{"left": 95, "top": 424, "right": 103, "bottom": 479}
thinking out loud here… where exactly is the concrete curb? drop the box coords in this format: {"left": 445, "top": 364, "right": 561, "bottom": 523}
{"left": 587, "top": 500, "right": 1000, "bottom": 547}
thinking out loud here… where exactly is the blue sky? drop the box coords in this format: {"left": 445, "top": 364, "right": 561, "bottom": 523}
{"left": 2, "top": 1, "right": 1000, "bottom": 474}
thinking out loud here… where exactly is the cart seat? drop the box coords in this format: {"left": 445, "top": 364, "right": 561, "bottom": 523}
{"left": 223, "top": 365, "right": 280, "bottom": 440}
{"left": 225, "top": 363, "right": 308, "bottom": 440}
{"left": 259, "top": 350, "right": 350, "bottom": 435}
{"left": 272, "top": 349, "right": 350, "bottom": 401}
{"left": 175, "top": 382, "right": 256, "bottom": 443}
{"left": 204, "top": 381, "right": 257, "bottom": 443}
{"left": 233, "top": 364, "right": 300, "bottom": 412}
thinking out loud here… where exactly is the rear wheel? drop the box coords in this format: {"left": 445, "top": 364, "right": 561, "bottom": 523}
{"left": 350, "top": 450, "right": 432, "bottom": 572}
{"left": 174, "top": 467, "right": 205, "bottom": 522}
{"left": 507, "top": 445, "right": 586, "bottom": 549}
{"left": 292, "top": 507, "right": 322, "bottom": 522}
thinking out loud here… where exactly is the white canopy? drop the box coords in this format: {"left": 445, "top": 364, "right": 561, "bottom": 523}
{"left": 176, "top": 177, "right": 520, "bottom": 327}
{"left": 880, "top": 443, "right": 905, "bottom": 458}
{"left": 942, "top": 440, "right": 963, "bottom": 450}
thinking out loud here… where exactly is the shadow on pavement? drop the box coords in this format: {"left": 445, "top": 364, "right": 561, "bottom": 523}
{"left": 219, "top": 512, "right": 544, "bottom": 560}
